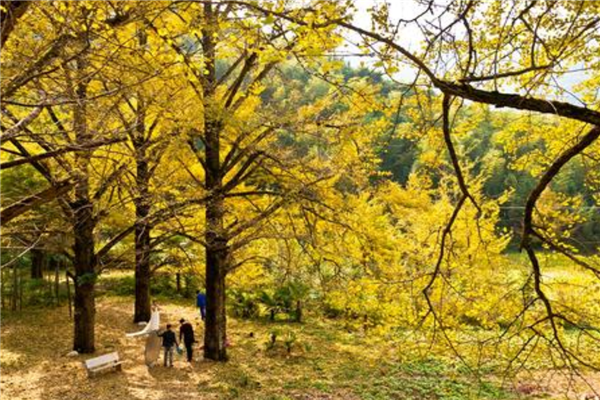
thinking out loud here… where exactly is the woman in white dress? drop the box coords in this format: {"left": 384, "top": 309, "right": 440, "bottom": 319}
{"left": 126, "top": 302, "right": 160, "bottom": 337}
{"left": 126, "top": 302, "right": 162, "bottom": 367}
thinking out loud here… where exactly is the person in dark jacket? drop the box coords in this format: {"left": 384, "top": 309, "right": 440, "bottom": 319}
{"left": 157, "top": 324, "right": 178, "bottom": 367}
{"left": 179, "top": 318, "right": 196, "bottom": 362}
{"left": 196, "top": 290, "right": 207, "bottom": 320}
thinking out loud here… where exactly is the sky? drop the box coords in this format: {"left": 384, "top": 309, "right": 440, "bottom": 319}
{"left": 341, "top": 0, "right": 586, "bottom": 101}
{"left": 344, "top": 0, "right": 432, "bottom": 82}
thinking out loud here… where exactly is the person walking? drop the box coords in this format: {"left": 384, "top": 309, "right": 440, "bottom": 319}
{"left": 196, "top": 290, "right": 207, "bottom": 320}
{"left": 157, "top": 324, "right": 178, "bottom": 367}
{"left": 179, "top": 318, "right": 196, "bottom": 362}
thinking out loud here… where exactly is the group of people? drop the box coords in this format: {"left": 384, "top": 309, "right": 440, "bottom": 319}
{"left": 157, "top": 318, "right": 195, "bottom": 367}
{"left": 158, "top": 290, "right": 207, "bottom": 367}
{"left": 127, "top": 290, "right": 208, "bottom": 368}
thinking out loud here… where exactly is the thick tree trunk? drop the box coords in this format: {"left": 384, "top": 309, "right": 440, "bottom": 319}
{"left": 201, "top": 1, "right": 229, "bottom": 362}
{"left": 204, "top": 222, "right": 228, "bottom": 361}
{"left": 133, "top": 227, "right": 151, "bottom": 322}
{"left": 203, "top": 117, "right": 229, "bottom": 360}
{"left": 71, "top": 53, "right": 96, "bottom": 354}
{"left": 133, "top": 93, "right": 152, "bottom": 323}
{"left": 72, "top": 198, "right": 96, "bottom": 353}
{"left": 133, "top": 195, "right": 151, "bottom": 323}
{"left": 30, "top": 248, "right": 44, "bottom": 279}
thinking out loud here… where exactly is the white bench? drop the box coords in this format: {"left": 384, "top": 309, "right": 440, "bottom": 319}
{"left": 83, "top": 351, "right": 123, "bottom": 377}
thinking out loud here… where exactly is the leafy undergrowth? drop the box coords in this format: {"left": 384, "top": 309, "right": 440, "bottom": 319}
{"left": 0, "top": 296, "right": 592, "bottom": 400}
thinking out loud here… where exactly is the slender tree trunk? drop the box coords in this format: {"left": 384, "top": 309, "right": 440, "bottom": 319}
{"left": 45, "top": 257, "right": 53, "bottom": 297}
{"left": 12, "top": 263, "right": 18, "bottom": 311}
{"left": 1, "top": 267, "right": 5, "bottom": 309}
{"left": 176, "top": 272, "right": 181, "bottom": 293}
{"left": 30, "top": 248, "right": 44, "bottom": 279}
{"left": 202, "top": 1, "right": 228, "bottom": 361}
{"left": 66, "top": 268, "right": 72, "bottom": 319}
{"left": 54, "top": 259, "right": 60, "bottom": 306}
{"left": 18, "top": 268, "right": 23, "bottom": 311}
{"left": 296, "top": 300, "right": 302, "bottom": 323}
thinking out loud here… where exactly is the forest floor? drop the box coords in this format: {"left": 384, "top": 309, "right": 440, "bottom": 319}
{"left": 1, "top": 294, "right": 599, "bottom": 400}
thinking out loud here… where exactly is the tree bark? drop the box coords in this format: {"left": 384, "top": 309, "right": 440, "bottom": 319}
{"left": 72, "top": 197, "right": 96, "bottom": 353}
{"left": 66, "top": 267, "right": 72, "bottom": 318}
{"left": 54, "top": 258, "right": 60, "bottom": 306}
{"left": 202, "top": 0, "right": 228, "bottom": 361}
{"left": 203, "top": 118, "right": 229, "bottom": 360}
{"left": 133, "top": 117, "right": 152, "bottom": 323}
{"left": 133, "top": 219, "right": 151, "bottom": 322}
{"left": 30, "top": 248, "right": 44, "bottom": 279}
{"left": 71, "top": 54, "right": 96, "bottom": 354}
{"left": 1, "top": 267, "right": 5, "bottom": 309}
{"left": 204, "top": 225, "right": 228, "bottom": 361}
{"left": 11, "top": 263, "right": 18, "bottom": 311}
{"left": 18, "top": 268, "right": 23, "bottom": 310}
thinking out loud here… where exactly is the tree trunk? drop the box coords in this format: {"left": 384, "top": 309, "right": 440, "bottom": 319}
{"left": 72, "top": 199, "right": 96, "bottom": 353}
{"left": 133, "top": 202, "right": 151, "bottom": 323}
{"left": 66, "top": 268, "right": 72, "bottom": 319}
{"left": 176, "top": 272, "right": 181, "bottom": 293}
{"left": 201, "top": 0, "right": 228, "bottom": 362}
{"left": 132, "top": 91, "right": 152, "bottom": 323}
{"left": 295, "top": 300, "right": 302, "bottom": 323}
{"left": 18, "top": 268, "right": 23, "bottom": 310}
{"left": 30, "top": 248, "right": 44, "bottom": 279}
{"left": 203, "top": 124, "right": 228, "bottom": 360}
{"left": 54, "top": 259, "right": 60, "bottom": 306}
{"left": 11, "top": 263, "right": 18, "bottom": 311}
{"left": 71, "top": 53, "right": 96, "bottom": 354}
{"left": 133, "top": 226, "right": 151, "bottom": 322}
{"left": 204, "top": 229, "right": 228, "bottom": 361}
{"left": 1, "top": 267, "right": 5, "bottom": 309}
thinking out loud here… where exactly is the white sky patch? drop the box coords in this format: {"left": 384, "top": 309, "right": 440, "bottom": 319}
{"left": 336, "top": 0, "right": 587, "bottom": 103}
{"left": 340, "top": 0, "right": 431, "bottom": 83}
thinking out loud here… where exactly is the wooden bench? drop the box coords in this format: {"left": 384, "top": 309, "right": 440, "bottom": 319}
{"left": 83, "top": 351, "right": 123, "bottom": 377}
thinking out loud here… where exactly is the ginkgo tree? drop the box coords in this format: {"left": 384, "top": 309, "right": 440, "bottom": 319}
{"left": 140, "top": 0, "right": 388, "bottom": 360}
{"left": 0, "top": 1, "right": 174, "bottom": 352}
{"left": 332, "top": 0, "right": 600, "bottom": 372}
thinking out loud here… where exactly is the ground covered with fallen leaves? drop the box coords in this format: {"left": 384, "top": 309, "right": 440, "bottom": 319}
{"left": 1, "top": 294, "right": 598, "bottom": 400}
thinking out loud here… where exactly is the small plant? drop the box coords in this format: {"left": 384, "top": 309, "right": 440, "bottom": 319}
{"left": 229, "top": 289, "right": 260, "bottom": 319}
{"left": 265, "top": 328, "right": 280, "bottom": 351}
{"left": 283, "top": 330, "right": 297, "bottom": 354}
